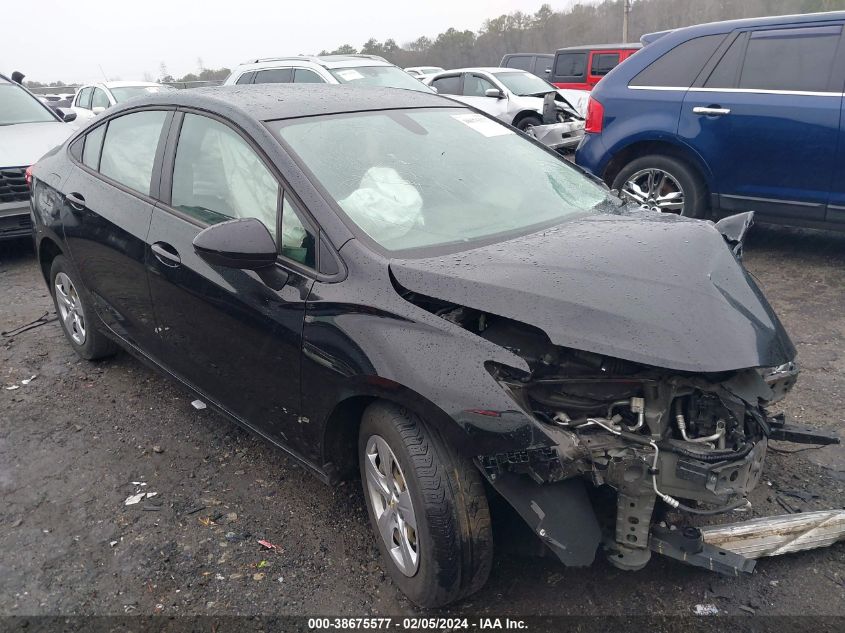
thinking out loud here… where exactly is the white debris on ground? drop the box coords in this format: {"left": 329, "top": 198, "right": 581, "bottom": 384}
{"left": 693, "top": 604, "right": 719, "bottom": 616}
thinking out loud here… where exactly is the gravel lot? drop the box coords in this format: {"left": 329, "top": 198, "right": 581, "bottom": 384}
{"left": 1, "top": 225, "right": 843, "bottom": 618}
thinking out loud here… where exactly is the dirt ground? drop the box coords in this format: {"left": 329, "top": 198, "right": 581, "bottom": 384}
{"left": 0, "top": 225, "right": 843, "bottom": 619}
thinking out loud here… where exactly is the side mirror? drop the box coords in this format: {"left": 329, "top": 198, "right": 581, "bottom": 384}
{"left": 60, "top": 109, "right": 77, "bottom": 122}
{"left": 485, "top": 88, "right": 504, "bottom": 99}
{"left": 193, "top": 218, "right": 278, "bottom": 270}
{"left": 92, "top": 106, "right": 106, "bottom": 115}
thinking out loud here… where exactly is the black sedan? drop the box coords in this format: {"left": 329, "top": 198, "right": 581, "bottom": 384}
{"left": 30, "top": 85, "right": 800, "bottom": 607}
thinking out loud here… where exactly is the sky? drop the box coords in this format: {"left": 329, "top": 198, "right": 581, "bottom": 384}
{"left": 1, "top": 0, "right": 576, "bottom": 84}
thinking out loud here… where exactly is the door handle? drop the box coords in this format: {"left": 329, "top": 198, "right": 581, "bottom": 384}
{"left": 151, "top": 242, "right": 181, "bottom": 267}
{"left": 693, "top": 106, "right": 731, "bottom": 116}
{"left": 66, "top": 192, "right": 86, "bottom": 210}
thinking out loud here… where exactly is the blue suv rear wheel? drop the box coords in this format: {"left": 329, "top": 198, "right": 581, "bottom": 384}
{"left": 611, "top": 154, "right": 708, "bottom": 218}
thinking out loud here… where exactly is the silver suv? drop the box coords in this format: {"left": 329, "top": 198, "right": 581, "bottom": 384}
{"left": 223, "top": 55, "right": 432, "bottom": 92}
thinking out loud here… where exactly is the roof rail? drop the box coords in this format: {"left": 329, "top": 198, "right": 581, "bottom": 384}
{"left": 244, "top": 54, "right": 390, "bottom": 65}
{"left": 246, "top": 55, "right": 319, "bottom": 64}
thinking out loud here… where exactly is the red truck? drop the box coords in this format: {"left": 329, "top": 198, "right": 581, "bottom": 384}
{"left": 548, "top": 43, "right": 641, "bottom": 90}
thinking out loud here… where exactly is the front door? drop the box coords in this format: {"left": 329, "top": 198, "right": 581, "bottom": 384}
{"left": 145, "top": 111, "right": 318, "bottom": 449}
{"left": 679, "top": 25, "right": 843, "bottom": 222}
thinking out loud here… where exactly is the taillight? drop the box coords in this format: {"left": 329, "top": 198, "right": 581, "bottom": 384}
{"left": 25, "top": 165, "right": 33, "bottom": 187}
{"left": 585, "top": 96, "right": 604, "bottom": 134}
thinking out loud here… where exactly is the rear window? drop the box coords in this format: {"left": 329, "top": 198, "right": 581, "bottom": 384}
{"left": 591, "top": 53, "right": 620, "bottom": 76}
{"left": 630, "top": 34, "right": 725, "bottom": 87}
{"left": 738, "top": 26, "right": 842, "bottom": 92}
{"left": 553, "top": 52, "right": 587, "bottom": 80}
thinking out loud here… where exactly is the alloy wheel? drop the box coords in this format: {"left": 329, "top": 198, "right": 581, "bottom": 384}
{"left": 55, "top": 272, "right": 86, "bottom": 345}
{"left": 621, "top": 168, "right": 685, "bottom": 214}
{"left": 364, "top": 435, "right": 419, "bottom": 576}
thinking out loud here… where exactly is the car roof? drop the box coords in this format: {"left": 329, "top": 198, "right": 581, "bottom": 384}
{"left": 434, "top": 67, "right": 526, "bottom": 75}
{"left": 79, "top": 81, "right": 164, "bottom": 89}
{"left": 642, "top": 9, "right": 845, "bottom": 43}
{"left": 120, "top": 84, "right": 459, "bottom": 122}
{"left": 555, "top": 43, "right": 642, "bottom": 52}
{"left": 237, "top": 55, "right": 392, "bottom": 70}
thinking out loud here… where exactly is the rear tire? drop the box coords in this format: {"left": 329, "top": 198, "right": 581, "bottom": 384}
{"left": 611, "top": 154, "right": 708, "bottom": 218}
{"left": 358, "top": 401, "right": 493, "bottom": 608}
{"left": 50, "top": 255, "right": 117, "bottom": 360}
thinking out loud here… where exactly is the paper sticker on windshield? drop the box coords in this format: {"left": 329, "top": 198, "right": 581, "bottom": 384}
{"left": 335, "top": 69, "right": 364, "bottom": 81}
{"left": 451, "top": 113, "right": 514, "bottom": 137}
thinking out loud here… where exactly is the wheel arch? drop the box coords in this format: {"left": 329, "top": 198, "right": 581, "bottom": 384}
{"left": 602, "top": 138, "right": 713, "bottom": 192}
{"left": 320, "top": 382, "right": 464, "bottom": 483}
{"left": 38, "top": 237, "right": 64, "bottom": 285}
{"left": 511, "top": 109, "right": 542, "bottom": 128}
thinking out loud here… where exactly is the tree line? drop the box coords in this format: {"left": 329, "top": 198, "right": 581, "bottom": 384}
{"left": 320, "top": 0, "right": 845, "bottom": 69}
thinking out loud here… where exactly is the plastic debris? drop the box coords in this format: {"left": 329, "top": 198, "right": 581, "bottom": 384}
{"left": 124, "top": 491, "right": 158, "bottom": 506}
{"left": 258, "top": 539, "right": 280, "bottom": 551}
{"left": 21, "top": 375, "right": 37, "bottom": 385}
{"left": 5, "top": 385, "right": 19, "bottom": 391}
{"left": 257, "top": 560, "right": 268, "bottom": 568}
{"left": 152, "top": 445, "right": 163, "bottom": 454}
{"left": 253, "top": 573, "right": 265, "bottom": 581}
{"left": 694, "top": 604, "right": 719, "bottom": 616}
{"left": 191, "top": 399, "right": 207, "bottom": 410}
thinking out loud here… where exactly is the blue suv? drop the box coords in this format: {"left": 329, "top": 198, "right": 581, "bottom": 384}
{"left": 575, "top": 11, "right": 845, "bottom": 230}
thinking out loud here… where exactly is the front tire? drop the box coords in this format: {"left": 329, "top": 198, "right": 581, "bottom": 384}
{"left": 50, "top": 255, "right": 117, "bottom": 360}
{"left": 611, "top": 154, "right": 708, "bottom": 218}
{"left": 359, "top": 402, "right": 493, "bottom": 608}
{"left": 516, "top": 114, "right": 542, "bottom": 133}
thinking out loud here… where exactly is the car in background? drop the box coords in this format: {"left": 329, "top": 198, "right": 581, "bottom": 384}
{"left": 71, "top": 82, "right": 175, "bottom": 122}
{"left": 38, "top": 93, "right": 74, "bottom": 110}
{"left": 0, "top": 74, "right": 75, "bottom": 240}
{"left": 549, "top": 43, "right": 640, "bottom": 90}
{"left": 224, "top": 55, "right": 432, "bottom": 92}
{"left": 424, "top": 67, "right": 584, "bottom": 150}
{"left": 405, "top": 66, "right": 445, "bottom": 80}
{"left": 575, "top": 11, "right": 845, "bottom": 229}
{"left": 500, "top": 53, "right": 554, "bottom": 78}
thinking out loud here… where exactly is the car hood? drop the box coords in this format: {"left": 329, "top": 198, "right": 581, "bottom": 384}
{"left": 0, "top": 122, "right": 73, "bottom": 167}
{"left": 389, "top": 211, "right": 795, "bottom": 373}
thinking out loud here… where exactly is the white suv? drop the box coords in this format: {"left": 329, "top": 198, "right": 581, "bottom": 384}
{"left": 223, "top": 55, "right": 431, "bottom": 92}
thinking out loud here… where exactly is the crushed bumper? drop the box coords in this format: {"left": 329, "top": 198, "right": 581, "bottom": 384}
{"left": 526, "top": 121, "right": 585, "bottom": 150}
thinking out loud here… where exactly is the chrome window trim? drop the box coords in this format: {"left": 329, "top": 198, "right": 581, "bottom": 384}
{"left": 628, "top": 85, "right": 843, "bottom": 96}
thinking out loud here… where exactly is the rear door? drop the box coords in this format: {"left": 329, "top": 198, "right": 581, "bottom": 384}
{"left": 146, "top": 110, "right": 316, "bottom": 447}
{"left": 533, "top": 55, "right": 554, "bottom": 78}
{"left": 549, "top": 50, "right": 588, "bottom": 89}
{"left": 680, "top": 25, "right": 844, "bottom": 222}
{"left": 253, "top": 68, "right": 293, "bottom": 84}
{"left": 61, "top": 109, "right": 172, "bottom": 350}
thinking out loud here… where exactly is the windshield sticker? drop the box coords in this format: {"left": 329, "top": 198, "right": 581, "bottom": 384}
{"left": 335, "top": 69, "right": 364, "bottom": 81}
{"left": 451, "top": 113, "right": 514, "bottom": 137}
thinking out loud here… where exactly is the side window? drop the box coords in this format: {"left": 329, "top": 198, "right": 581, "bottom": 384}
{"left": 630, "top": 34, "right": 726, "bottom": 88}
{"left": 293, "top": 68, "right": 325, "bottom": 83}
{"left": 281, "top": 194, "right": 316, "bottom": 267}
{"left": 235, "top": 71, "right": 256, "bottom": 85}
{"left": 76, "top": 87, "right": 93, "bottom": 109}
{"left": 99, "top": 111, "right": 168, "bottom": 194}
{"left": 430, "top": 75, "right": 461, "bottom": 95}
{"left": 553, "top": 52, "right": 587, "bottom": 80}
{"left": 534, "top": 56, "right": 553, "bottom": 75}
{"left": 254, "top": 68, "right": 293, "bottom": 84}
{"left": 463, "top": 74, "right": 495, "bottom": 97}
{"left": 82, "top": 123, "right": 106, "bottom": 170}
{"left": 91, "top": 88, "right": 110, "bottom": 109}
{"left": 506, "top": 56, "right": 532, "bottom": 71}
{"left": 171, "top": 113, "right": 279, "bottom": 238}
{"left": 590, "top": 52, "right": 620, "bottom": 76}
{"left": 738, "top": 26, "right": 842, "bottom": 92}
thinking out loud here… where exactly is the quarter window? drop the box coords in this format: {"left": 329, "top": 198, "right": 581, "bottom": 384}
{"left": 430, "top": 75, "right": 460, "bottom": 95}
{"left": 99, "top": 110, "right": 168, "bottom": 194}
{"left": 553, "top": 52, "right": 586, "bottom": 80}
{"left": 281, "top": 195, "right": 316, "bottom": 267}
{"left": 590, "top": 53, "right": 620, "bottom": 76}
{"left": 738, "top": 26, "right": 842, "bottom": 92}
{"left": 293, "top": 68, "right": 324, "bottom": 83}
{"left": 76, "top": 87, "right": 93, "bottom": 109}
{"left": 630, "top": 34, "right": 725, "bottom": 87}
{"left": 82, "top": 123, "right": 106, "bottom": 170}
{"left": 235, "top": 71, "right": 256, "bottom": 85}
{"left": 171, "top": 113, "right": 280, "bottom": 238}
{"left": 254, "top": 68, "right": 293, "bottom": 84}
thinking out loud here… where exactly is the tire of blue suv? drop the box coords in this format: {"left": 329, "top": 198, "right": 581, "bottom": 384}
{"left": 358, "top": 401, "right": 493, "bottom": 607}
{"left": 50, "top": 256, "right": 118, "bottom": 360}
{"left": 612, "top": 154, "right": 708, "bottom": 218}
